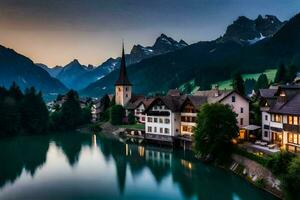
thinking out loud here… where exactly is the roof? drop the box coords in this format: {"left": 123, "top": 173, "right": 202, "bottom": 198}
{"left": 125, "top": 95, "right": 145, "bottom": 110}
{"left": 181, "top": 95, "right": 208, "bottom": 111}
{"left": 270, "top": 93, "right": 300, "bottom": 115}
{"left": 115, "top": 44, "right": 132, "bottom": 86}
{"left": 259, "top": 89, "right": 277, "bottom": 98}
{"left": 194, "top": 89, "right": 249, "bottom": 103}
{"left": 144, "top": 95, "right": 187, "bottom": 113}
{"left": 243, "top": 125, "right": 261, "bottom": 131}
{"left": 167, "top": 89, "right": 181, "bottom": 96}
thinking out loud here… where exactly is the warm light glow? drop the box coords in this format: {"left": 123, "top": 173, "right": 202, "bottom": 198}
{"left": 181, "top": 159, "right": 193, "bottom": 170}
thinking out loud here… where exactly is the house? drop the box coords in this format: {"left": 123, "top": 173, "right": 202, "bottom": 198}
{"left": 180, "top": 95, "right": 207, "bottom": 136}
{"left": 259, "top": 85, "right": 300, "bottom": 154}
{"left": 143, "top": 95, "right": 186, "bottom": 143}
{"left": 194, "top": 87, "right": 250, "bottom": 129}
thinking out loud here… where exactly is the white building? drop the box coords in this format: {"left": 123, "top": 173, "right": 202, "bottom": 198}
{"left": 259, "top": 85, "right": 300, "bottom": 154}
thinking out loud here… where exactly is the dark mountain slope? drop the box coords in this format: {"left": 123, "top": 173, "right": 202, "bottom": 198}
{"left": 81, "top": 13, "right": 300, "bottom": 97}
{"left": 0, "top": 45, "right": 67, "bottom": 94}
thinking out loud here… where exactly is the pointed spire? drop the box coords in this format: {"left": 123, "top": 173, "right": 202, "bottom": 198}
{"left": 115, "top": 42, "right": 132, "bottom": 86}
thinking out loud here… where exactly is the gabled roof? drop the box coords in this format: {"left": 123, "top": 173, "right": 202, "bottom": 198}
{"left": 270, "top": 94, "right": 300, "bottom": 115}
{"left": 144, "top": 95, "right": 186, "bottom": 113}
{"left": 125, "top": 95, "right": 145, "bottom": 110}
{"left": 194, "top": 89, "right": 249, "bottom": 103}
{"left": 181, "top": 95, "right": 207, "bottom": 111}
{"left": 259, "top": 89, "right": 277, "bottom": 98}
{"left": 115, "top": 44, "right": 132, "bottom": 86}
{"left": 167, "top": 89, "right": 181, "bottom": 96}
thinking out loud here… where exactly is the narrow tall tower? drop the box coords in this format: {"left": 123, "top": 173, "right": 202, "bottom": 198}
{"left": 115, "top": 43, "right": 132, "bottom": 106}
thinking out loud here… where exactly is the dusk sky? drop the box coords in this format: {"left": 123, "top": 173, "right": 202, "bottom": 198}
{"left": 0, "top": 0, "right": 299, "bottom": 67}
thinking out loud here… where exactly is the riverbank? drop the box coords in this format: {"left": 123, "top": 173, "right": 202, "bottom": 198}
{"left": 98, "top": 122, "right": 282, "bottom": 199}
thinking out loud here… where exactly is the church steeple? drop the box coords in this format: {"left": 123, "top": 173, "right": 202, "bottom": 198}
{"left": 115, "top": 43, "right": 132, "bottom": 106}
{"left": 115, "top": 43, "right": 131, "bottom": 86}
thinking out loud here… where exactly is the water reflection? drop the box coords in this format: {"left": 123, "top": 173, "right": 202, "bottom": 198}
{"left": 0, "top": 133, "right": 277, "bottom": 200}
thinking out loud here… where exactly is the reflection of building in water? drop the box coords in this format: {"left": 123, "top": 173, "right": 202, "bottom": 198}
{"left": 125, "top": 144, "right": 145, "bottom": 158}
{"left": 92, "top": 134, "right": 97, "bottom": 148}
{"left": 145, "top": 149, "right": 173, "bottom": 168}
{"left": 180, "top": 159, "right": 193, "bottom": 170}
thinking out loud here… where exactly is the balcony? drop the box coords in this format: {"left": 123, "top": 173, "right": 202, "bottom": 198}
{"left": 283, "top": 124, "right": 300, "bottom": 133}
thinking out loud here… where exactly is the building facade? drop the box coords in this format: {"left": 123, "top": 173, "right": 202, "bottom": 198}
{"left": 259, "top": 86, "right": 300, "bottom": 154}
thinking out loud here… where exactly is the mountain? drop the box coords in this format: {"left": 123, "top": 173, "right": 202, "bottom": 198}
{"left": 80, "top": 14, "right": 300, "bottom": 97}
{"left": 222, "top": 15, "right": 285, "bottom": 44}
{"left": 68, "top": 34, "right": 188, "bottom": 90}
{"left": 0, "top": 45, "right": 67, "bottom": 94}
{"left": 55, "top": 59, "right": 91, "bottom": 89}
{"left": 36, "top": 63, "right": 63, "bottom": 77}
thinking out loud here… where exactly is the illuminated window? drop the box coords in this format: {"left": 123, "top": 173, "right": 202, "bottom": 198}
{"left": 294, "top": 133, "right": 298, "bottom": 144}
{"left": 288, "top": 116, "right": 293, "bottom": 124}
{"left": 288, "top": 133, "right": 293, "bottom": 143}
{"left": 294, "top": 116, "right": 298, "bottom": 125}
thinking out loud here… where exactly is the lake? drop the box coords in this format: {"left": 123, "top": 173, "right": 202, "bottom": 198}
{"left": 0, "top": 132, "right": 278, "bottom": 200}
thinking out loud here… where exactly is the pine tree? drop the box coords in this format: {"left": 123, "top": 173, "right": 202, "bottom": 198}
{"left": 254, "top": 74, "right": 269, "bottom": 93}
{"left": 232, "top": 72, "right": 245, "bottom": 95}
{"left": 286, "top": 64, "right": 298, "bottom": 83}
{"left": 275, "top": 63, "right": 287, "bottom": 83}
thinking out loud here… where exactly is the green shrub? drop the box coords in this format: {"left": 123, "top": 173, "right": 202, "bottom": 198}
{"left": 110, "top": 105, "right": 124, "bottom": 125}
{"left": 281, "top": 157, "right": 300, "bottom": 200}
{"left": 234, "top": 148, "right": 269, "bottom": 166}
{"left": 266, "top": 151, "right": 295, "bottom": 176}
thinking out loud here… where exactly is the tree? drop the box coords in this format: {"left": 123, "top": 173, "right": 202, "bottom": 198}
{"left": 8, "top": 82, "right": 23, "bottom": 101}
{"left": 128, "top": 111, "right": 136, "bottom": 125}
{"left": 286, "top": 64, "right": 297, "bottom": 83}
{"left": 20, "top": 88, "right": 49, "bottom": 134}
{"left": 254, "top": 74, "right": 269, "bottom": 93}
{"left": 274, "top": 63, "right": 286, "bottom": 83}
{"left": 282, "top": 157, "right": 300, "bottom": 200}
{"left": 60, "top": 90, "right": 82, "bottom": 130}
{"left": 110, "top": 105, "right": 124, "bottom": 125}
{"left": 266, "top": 151, "right": 295, "bottom": 176}
{"left": 0, "top": 97, "right": 21, "bottom": 136}
{"left": 194, "top": 103, "right": 239, "bottom": 163}
{"left": 232, "top": 72, "right": 245, "bottom": 95}
{"left": 101, "top": 94, "right": 111, "bottom": 112}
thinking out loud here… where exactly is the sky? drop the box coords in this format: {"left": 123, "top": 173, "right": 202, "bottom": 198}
{"left": 0, "top": 0, "right": 299, "bottom": 67}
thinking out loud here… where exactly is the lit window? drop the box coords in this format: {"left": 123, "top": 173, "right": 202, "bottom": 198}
{"left": 294, "top": 116, "right": 298, "bottom": 125}
{"left": 288, "top": 116, "right": 293, "bottom": 124}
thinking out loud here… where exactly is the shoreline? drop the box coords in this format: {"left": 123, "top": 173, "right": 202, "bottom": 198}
{"left": 97, "top": 122, "right": 283, "bottom": 199}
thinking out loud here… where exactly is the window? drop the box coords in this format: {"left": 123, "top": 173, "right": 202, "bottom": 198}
{"left": 272, "top": 114, "right": 282, "bottom": 123}
{"left": 160, "top": 128, "right": 163, "bottom": 133}
{"left": 125, "top": 87, "right": 128, "bottom": 91}
{"left": 154, "top": 118, "right": 158, "bottom": 123}
{"left": 232, "top": 96, "right": 236, "bottom": 102}
{"left": 265, "top": 115, "right": 268, "bottom": 121}
{"left": 294, "top": 116, "right": 299, "bottom": 125}
{"left": 165, "top": 118, "right": 170, "bottom": 124}
{"left": 240, "top": 107, "right": 243, "bottom": 113}
{"left": 240, "top": 118, "right": 243, "bottom": 126}
{"left": 159, "top": 118, "right": 163, "bottom": 123}
{"left": 154, "top": 127, "right": 157, "bottom": 133}
{"left": 288, "top": 116, "right": 293, "bottom": 124}
{"left": 125, "top": 94, "right": 128, "bottom": 98}
{"left": 264, "top": 131, "right": 268, "bottom": 138}
{"left": 165, "top": 128, "right": 169, "bottom": 134}
{"left": 147, "top": 117, "right": 153, "bottom": 122}
{"left": 141, "top": 117, "right": 145, "bottom": 121}
{"left": 118, "top": 87, "right": 121, "bottom": 92}
{"left": 147, "top": 126, "right": 152, "bottom": 133}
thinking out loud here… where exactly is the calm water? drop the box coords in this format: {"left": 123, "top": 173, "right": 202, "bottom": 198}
{"left": 0, "top": 132, "right": 277, "bottom": 200}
